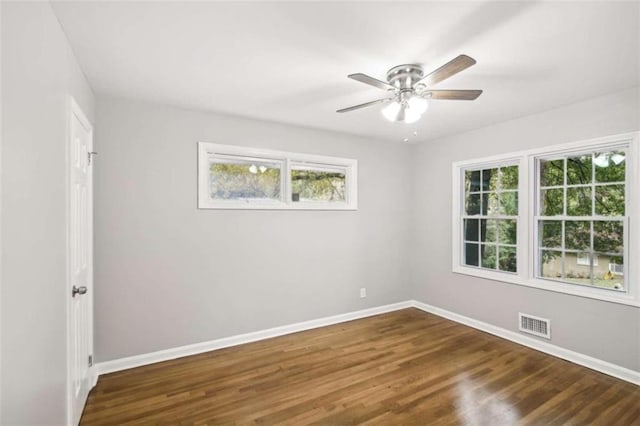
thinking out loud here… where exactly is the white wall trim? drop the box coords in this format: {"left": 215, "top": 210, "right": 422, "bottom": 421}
{"left": 411, "top": 300, "right": 640, "bottom": 386}
{"left": 95, "top": 301, "right": 412, "bottom": 375}
{"left": 95, "top": 300, "right": 639, "bottom": 387}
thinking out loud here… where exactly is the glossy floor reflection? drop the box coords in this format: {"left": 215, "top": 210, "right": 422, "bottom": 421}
{"left": 81, "top": 308, "right": 640, "bottom": 425}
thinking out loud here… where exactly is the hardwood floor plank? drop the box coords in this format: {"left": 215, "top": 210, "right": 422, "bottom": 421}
{"left": 81, "top": 309, "right": 640, "bottom": 425}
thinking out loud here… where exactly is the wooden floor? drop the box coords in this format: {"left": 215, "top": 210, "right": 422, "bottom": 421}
{"left": 81, "top": 308, "right": 640, "bottom": 425}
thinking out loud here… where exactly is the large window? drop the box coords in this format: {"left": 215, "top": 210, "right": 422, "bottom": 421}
{"left": 198, "top": 143, "right": 357, "bottom": 210}
{"left": 536, "top": 150, "right": 626, "bottom": 291}
{"left": 453, "top": 132, "right": 639, "bottom": 306}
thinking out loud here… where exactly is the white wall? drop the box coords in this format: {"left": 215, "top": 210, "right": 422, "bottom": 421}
{"left": 96, "top": 89, "right": 640, "bottom": 374}
{"left": 94, "top": 97, "right": 413, "bottom": 362}
{"left": 1, "top": 2, "right": 95, "bottom": 424}
{"left": 411, "top": 87, "right": 640, "bottom": 371}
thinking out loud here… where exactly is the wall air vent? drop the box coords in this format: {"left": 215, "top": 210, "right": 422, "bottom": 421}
{"left": 518, "top": 313, "right": 551, "bottom": 339}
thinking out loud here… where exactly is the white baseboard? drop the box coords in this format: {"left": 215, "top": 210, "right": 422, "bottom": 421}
{"left": 95, "top": 299, "right": 639, "bottom": 386}
{"left": 95, "top": 301, "right": 412, "bottom": 375}
{"left": 410, "top": 300, "right": 640, "bottom": 386}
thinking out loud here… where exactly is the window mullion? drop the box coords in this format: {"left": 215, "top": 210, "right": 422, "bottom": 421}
{"left": 284, "top": 158, "right": 291, "bottom": 205}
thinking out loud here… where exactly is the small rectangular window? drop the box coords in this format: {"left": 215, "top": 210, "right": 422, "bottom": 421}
{"left": 198, "top": 143, "right": 357, "bottom": 210}
{"left": 291, "top": 164, "right": 346, "bottom": 203}
{"left": 208, "top": 156, "right": 283, "bottom": 203}
{"left": 576, "top": 252, "right": 598, "bottom": 266}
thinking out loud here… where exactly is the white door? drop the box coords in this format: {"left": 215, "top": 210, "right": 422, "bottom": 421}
{"left": 68, "top": 98, "right": 94, "bottom": 426}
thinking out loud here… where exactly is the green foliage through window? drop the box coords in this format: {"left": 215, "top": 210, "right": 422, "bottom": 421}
{"left": 463, "top": 164, "right": 518, "bottom": 272}
{"left": 210, "top": 161, "right": 281, "bottom": 201}
{"left": 537, "top": 149, "right": 626, "bottom": 291}
{"left": 291, "top": 169, "right": 345, "bottom": 202}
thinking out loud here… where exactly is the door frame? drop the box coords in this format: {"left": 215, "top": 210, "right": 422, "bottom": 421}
{"left": 66, "top": 96, "right": 95, "bottom": 425}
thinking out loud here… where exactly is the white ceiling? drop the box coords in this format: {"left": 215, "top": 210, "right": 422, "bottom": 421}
{"left": 51, "top": 1, "right": 639, "bottom": 143}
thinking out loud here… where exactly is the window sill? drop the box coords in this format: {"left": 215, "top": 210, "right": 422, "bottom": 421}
{"left": 452, "top": 266, "right": 640, "bottom": 307}
{"left": 198, "top": 201, "right": 358, "bottom": 211}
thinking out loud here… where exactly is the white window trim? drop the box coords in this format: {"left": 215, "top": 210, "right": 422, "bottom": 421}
{"left": 198, "top": 142, "right": 358, "bottom": 210}
{"left": 452, "top": 132, "right": 640, "bottom": 307}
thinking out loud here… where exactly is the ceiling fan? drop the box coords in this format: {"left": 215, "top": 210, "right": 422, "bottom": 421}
{"left": 337, "top": 54, "right": 482, "bottom": 123}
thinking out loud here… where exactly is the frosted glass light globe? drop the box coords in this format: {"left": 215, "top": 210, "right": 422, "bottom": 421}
{"left": 408, "top": 96, "right": 428, "bottom": 115}
{"left": 403, "top": 107, "right": 421, "bottom": 124}
{"left": 611, "top": 153, "right": 625, "bottom": 165}
{"left": 382, "top": 101, "right": 401, "bottom": 122}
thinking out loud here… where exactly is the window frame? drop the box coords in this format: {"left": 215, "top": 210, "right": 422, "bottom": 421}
{"left": 460, "top": 163, "right": 521, "bottom": 273}
{"left": 198, "top": 142, "right": 358, "bottom": 210}
{"left": 452, "top": 132, "right": 639, "bottom": 307}
{"left": 533, "top": 145, "right": 628, "bottom": 293}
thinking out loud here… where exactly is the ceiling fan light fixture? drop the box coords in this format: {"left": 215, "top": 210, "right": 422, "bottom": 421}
{"left": 403, "top": 107, "right": 421, "bottom": 124}
{"left": 593, "top": 154, "right": 609, "bottom": 168}
{"left": 408, "top": 96, "right": 429, "bottom": 115}
{"left": 382, "top": 98, "right": 426, "bottom": 123}
{"left": 338, "top": 55, "right": 482, "bottom": 123}
{"left": 611, "top": 153, "right": 625, "bottom": 165}
{"left": 382, "top": 101, "right": 402, "bottom": 121}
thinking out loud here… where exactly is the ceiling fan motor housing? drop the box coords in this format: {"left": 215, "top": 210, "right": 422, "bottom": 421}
{"left": 386, "top": 64, "right": 425, "bottom": 90}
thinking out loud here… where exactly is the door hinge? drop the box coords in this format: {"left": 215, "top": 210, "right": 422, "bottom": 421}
{"left": 88, "top": 355, "right": 93, "bottom": 367}
{"left": 88, "top": 151, "right": 98, "bottom": 165}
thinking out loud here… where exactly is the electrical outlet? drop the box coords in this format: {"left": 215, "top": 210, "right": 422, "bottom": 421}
{"left": 360, "top": 288, "right": 367, "bottom": 298}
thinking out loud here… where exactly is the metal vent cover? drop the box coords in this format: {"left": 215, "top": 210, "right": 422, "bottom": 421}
{"left": 519, "top": 313, "right": 551, "bottom": 339}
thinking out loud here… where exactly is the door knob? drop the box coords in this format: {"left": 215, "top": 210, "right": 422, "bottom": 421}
{"left": 72, "top": 285, "right": 87, "bottom": 297}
